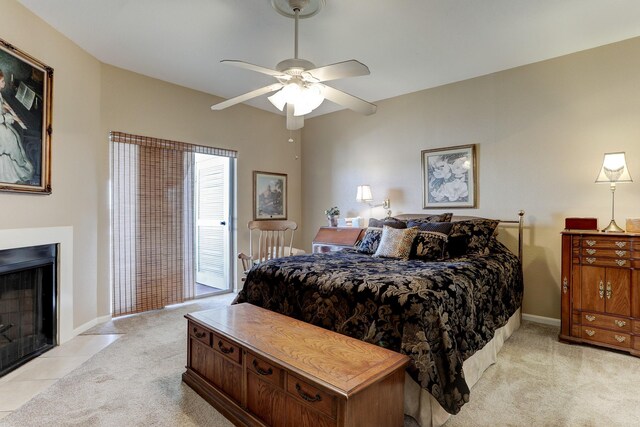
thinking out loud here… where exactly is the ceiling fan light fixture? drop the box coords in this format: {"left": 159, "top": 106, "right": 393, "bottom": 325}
{"left": 267, "top": 89, "right": 287, "bottom": 111}
{"left": 293, "top": 84, "right": 325, "bottom": 116}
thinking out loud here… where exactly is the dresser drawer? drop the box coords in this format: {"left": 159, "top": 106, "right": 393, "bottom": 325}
{"left": 189, "top": 322, "right": 211, "bottom": 346}
{"left": 212, "top": 334, "right": 241, "bottom": 364}
{"left": 286, "top": 373, "right": 336, "bottom": 418}
{"left": 581, "top": 326, "right": 631, "bottom": 348}
{"left": 580, "top": 237, "right": 631, "bottom": 250}
{"left": 580, "top": 312, "right": 631, "bottom": 332}
{"left": 247, "top": 352, "right": 284, "bottom": 388}
{"left": 580, "top": 248, "right": 630, "bottom": 259}
{"left": 579, "top": 257, "right": 631, "bottom": 268}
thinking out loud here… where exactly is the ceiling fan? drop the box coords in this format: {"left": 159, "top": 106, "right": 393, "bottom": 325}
{"left": 210, "top": 0, "right": 377, "bottom": 130}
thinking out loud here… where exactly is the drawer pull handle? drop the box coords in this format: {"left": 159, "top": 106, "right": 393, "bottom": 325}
{"left": 585, "top": 315, "right": 596, "bottom": 322}
{"left": 586, "top": 240, "right": 596, "bottom": 247}
{"left": 585, "top": 329, "right": 596, "bottom": 337}
{"left": 586, "top": 257, "right": 596, "bottom": 264}
{"left": 252, "top": 359, "right": 273, "bottom": 376}
{"left": 193, "top": 328, "right": 206, "bottom": 339}
{"left": 615, "top": 260, "right": 626, "bottom": 266}
{"left": 562, "top": 277, "right": 568, "bottom": 294}
{"left": 615, "top": 241, "right": 626, "bottom": 248}
{"left": 586, "top": 249, "right": 596, "bottom": 255}
{"left": 606, "top": 282, "right": 612, "bottom": 300}
{"left": 615, "top": 320, "right": 626, "bottom": 328}
{"left": 217, "top": 340, "right": 234, "bottom": 355}
{"left": 598, "top": 280, "right": 604, "bottom": 299}
{"left": 614, "top": 335, "right": 626, "bottom": 343}
{"left": 295, "top": 383, "right": 322, "bottom": 403}
{"left": 615, "top": 250, "right": 627, "bottom": 257}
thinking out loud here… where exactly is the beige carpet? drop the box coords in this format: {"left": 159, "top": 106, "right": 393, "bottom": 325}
{"left": 1, "top": 296, "right": 640, "bottom": 426}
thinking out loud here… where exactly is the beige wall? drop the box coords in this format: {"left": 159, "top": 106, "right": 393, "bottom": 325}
{"left": 0, "top": 0, "right": 102, "bottom": 328}
{"left": 1, "top": 0, "right": 302, "bottom": 326}
{"left": 302, "top": 37, "right": 640, "bottom": 320}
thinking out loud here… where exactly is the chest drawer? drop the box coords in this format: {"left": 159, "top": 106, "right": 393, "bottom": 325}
{"left": 581, "top": 326, "right": 631, "bottom": 349}
{"left": 579, "top": 248, "right": 630, "bottom": 259}
{"left": 577, "top": 257, "right": 631, "bottom": 267}
{"left": 247, "top": 352, "right": 284, "bottom": 388}
{"left": 286, "top": 373, "right": 337, "bottom": 418}
{"left": 189, "top": 322, "right": 211, "bottom": 346}
{"left": 580, "top": 312, "right": 631, "bottom": 332}
{"left": 212, "top": 334, "right": 241, "bottom": 364}
{"left": 576, "top": 237, "right": 631, "bottom": 250}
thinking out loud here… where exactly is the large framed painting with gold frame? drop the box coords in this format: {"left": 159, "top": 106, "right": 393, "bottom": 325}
{"left": 0, "top": 38, "right": 53, "bottom": 194}
{"left": 422, "top": 144, "right": 477, "bottom": 209}
{"left": 253, "top": 171, "right": 287, "bottom": 220}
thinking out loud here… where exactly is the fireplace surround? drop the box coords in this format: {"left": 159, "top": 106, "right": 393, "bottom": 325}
{"left": 0, "top": 227, "right": 74, "bottom": 366}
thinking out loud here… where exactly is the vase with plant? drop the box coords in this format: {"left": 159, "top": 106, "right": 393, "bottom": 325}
{"left": 324, "top": 206, "right": 340, "bottom": 227}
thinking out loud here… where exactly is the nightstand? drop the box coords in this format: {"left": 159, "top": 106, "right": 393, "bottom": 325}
{"left": 312, "top": 227, "right": 366, "bottom": 253}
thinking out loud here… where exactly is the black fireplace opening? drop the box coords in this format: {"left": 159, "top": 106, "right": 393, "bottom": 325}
{"left": 0, "top": 244, "right": 57, "bottom": 378}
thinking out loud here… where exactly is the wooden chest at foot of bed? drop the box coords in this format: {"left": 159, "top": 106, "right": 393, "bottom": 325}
{"left": 183, "top": 303, "right": 410, "bottom": 427}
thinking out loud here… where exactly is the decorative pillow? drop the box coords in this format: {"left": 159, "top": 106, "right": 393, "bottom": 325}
{"left": 449, "top": 219, "right": 499, "bottom": 255}
{"left": 410, "top": 231, "right": 448, "bottom": 261}
{"left": 406, "top": 221, "right": 453, "bottom": 235}
{"left": 356, "top": 227, "right": 383, "bottom": 254}
{"left": 372, "top": 226, "right": 418, "bottom": 259}
{"left": 406, "top": 213, "right": 453, "bottom": 223}
{"left": 368, "top": 218, "right": 407, "bottom": 229}
{"left": 444, "top": 234, "right": 470, "bottom": 259}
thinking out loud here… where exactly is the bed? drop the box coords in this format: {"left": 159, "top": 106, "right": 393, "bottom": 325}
{"left": 233, "top": 212, "right": 524, "bottom": 426}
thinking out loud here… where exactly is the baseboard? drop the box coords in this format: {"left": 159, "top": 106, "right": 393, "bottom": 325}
{"left": 72, "top": 314, "right": 113, "bottom": 337}
{"left": 522, "top": 313, "right": 561, "bottom": 327}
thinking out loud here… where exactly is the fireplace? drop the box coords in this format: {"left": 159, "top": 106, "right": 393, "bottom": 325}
{"left": 0, "top": 244, "right": 57, "bottom": 378}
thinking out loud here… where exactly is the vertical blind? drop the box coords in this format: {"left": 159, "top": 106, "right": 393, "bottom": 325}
{"left": 109, "top": 131, "right": 236, "bottom": 317}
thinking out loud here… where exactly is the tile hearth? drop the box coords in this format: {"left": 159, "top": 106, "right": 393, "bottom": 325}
{"left": 0, "top": 333, "right": 120, "bottom": 419}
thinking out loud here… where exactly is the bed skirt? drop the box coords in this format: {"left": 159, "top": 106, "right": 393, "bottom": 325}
{"left": 404, "top": 307, "right": 522, "bottom": 427}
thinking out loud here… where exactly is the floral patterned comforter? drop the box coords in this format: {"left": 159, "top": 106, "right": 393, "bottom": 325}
{"left": 233, "top": 239, "right": 523, "bottom": 414}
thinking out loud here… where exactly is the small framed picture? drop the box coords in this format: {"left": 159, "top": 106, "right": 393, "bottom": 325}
{"left": 0, "top": 38, "right": 53, "bottom": 194}
{"left": 253, "top": 171, "right": 287, "bottom": 220}
{"left": 422, "top": 144, "right": 477, "bottom": 209}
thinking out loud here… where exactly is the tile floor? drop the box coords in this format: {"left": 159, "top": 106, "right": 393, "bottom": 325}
{"left": 0, "top": 334, "right": 121, "bottom": 420}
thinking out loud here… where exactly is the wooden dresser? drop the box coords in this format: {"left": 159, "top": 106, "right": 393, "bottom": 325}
{"left": 560, "top": 231, "right": 640, "bottom": 356}
{"left": 183, "top": 303, "right": 410, "bottom": 427}
{"left": 312, "top": 227, "right": 366, "bottom": 253}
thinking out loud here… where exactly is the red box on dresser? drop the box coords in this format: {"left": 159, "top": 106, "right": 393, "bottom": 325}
{"left": 564, "top": 217, "right": 598, "bottom": 231}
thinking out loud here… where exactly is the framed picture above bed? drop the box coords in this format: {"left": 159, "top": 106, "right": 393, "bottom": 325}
{"left": 0, "top": 37, "right": 53, "bottom": 194}
{"left": 253, "top": 170, "right": 287, "bottom": 220}
{"left": 422, "top": 144, "right": 477, "bottom": 209}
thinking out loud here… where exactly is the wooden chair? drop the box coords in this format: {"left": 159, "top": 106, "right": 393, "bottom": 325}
{"left": 238, "top": 220, "right": 304, "bottom": 280}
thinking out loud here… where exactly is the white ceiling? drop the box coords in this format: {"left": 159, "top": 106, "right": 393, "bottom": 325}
{"left": 17, "top": 0, "right": 640, "bottom": 118}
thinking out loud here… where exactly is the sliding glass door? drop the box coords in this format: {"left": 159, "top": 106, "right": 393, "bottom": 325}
{"left": 110, "top": 132, "right": 236, "bottom": 316}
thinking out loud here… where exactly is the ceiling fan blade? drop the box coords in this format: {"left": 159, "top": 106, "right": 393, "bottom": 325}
{"left": 322, "top": 85, "right": 377, "bottom": 116}
{"left": 286, "top": 104, "right": 304, "bottom": 130}
{"left": 303, "top": 60, "right": 370, "bottom": 83}
{"left": 211, "top": 83, "right": 284, "bottom": 110}
{"left": 221, "top": 60, "right": 285, "bottom": 78}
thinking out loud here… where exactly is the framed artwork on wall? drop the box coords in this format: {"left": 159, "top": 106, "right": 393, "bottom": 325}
{"left": 0, "top": 38, "right": 53, "bottom": 194}
{"left": 422, "top": 144, "right": 477, "bottom": 209}
{"left": 253, "top": 171, "right": 287, "bottom": 220}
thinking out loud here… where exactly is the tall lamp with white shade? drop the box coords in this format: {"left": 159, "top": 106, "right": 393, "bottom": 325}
{"left": 595, "top": 152, "right": 633, "bottom": 233}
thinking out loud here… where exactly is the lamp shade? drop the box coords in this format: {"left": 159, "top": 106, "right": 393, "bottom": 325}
{"left": 595, "top": 152, "right": 633, "bottom": 183}
{"left": 356, "top": 185, "right": 373, "bottom": 202}
{"left": 268, "top": 81, "right": 325, "bottom": 117}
